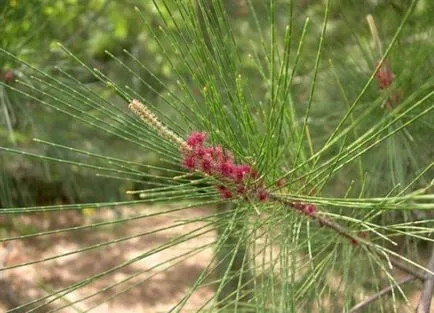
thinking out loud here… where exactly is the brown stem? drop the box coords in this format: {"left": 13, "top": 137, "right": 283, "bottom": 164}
{"left": 389, "top": 258, "right": 425, "bottom": 281}
{"left": 416, "top": 246, "right": 434, "bottom": 313}
{"left": 270, "top": 194, "right": 426, "bottom": 281}
{"left": 349, "top": 276, "right": 416, "bottom": 312}
{"left": 270, "top": 194, "right": 364, "bottom": 244}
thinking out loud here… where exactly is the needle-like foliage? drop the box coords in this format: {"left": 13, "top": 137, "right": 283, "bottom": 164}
{"left": 1, "top": 0, "right": 433, "bottom": 312}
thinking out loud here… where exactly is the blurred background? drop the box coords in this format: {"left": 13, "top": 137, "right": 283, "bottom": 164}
{"left": 2, "top": 0, "right": 432, "bottom": 206}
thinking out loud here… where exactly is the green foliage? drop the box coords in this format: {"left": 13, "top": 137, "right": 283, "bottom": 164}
{"left": 0, "top": 0, "right": 433, "bottom": 312}
{"left": 0, "top": 0, "right": 179, "bottom": 206}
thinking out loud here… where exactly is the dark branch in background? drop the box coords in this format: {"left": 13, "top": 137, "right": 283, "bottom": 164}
{"left": 417, "top": 246, "right": 434, "bottom": 313}
{"left": 350, "top": 245, "right": 434, "bottom": 312}
{"left": 349, "top": 276, "right": 416, "bottom": 312}
{"left": 388, "top": 258, "right": 425, "bottom": 281}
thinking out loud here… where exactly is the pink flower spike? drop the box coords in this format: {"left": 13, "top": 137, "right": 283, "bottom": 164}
{"left": 276, "top": 179, "right": 285, "bottom": 188}
{"left": 241, "top": 164, "right": 252, "bottom": 174}
{"left": 232, "top": 165, "right": 243, "bottom": 182}
{"left": 236, "top": 185, "right": 245, "bottom": 195}
{"left": 217, "top": 185, "right": 226, "bottom": 192}
{"left": 201, "top": 158, "right": 213, "bottom": 174}
{"left": 211, "top": 145, "right": 224, "bottom": 161}
{"left": 194, "top": 146, "right": 207, "bottom": 158}
{"left": 257, "top": 189, "right": 268, "bottom": 202}
{"left": 218, "top": 160, "right": 234, "bottom": 177}
{"left": 304, "top": 204, "right": 316, "bottom": 216}
{"left": 182, "top": 155, "right": 196, "bottom": 171}
{"left": 375, "top": 61, "right": 393, "bottom": 90}
{"left": 186, "top": 131, "right": 207, "bottom": 147}
{"left": 217, "top": 185, "right": 232, "bottom": 199}
{"left": 222, "top": 189, "right": 232, "bottom": 199}
{"left": 204, "top": 147, "right": 215, "bottom": 158}
{"left": 233, "top": 164, "right": 252, "bottom": 182}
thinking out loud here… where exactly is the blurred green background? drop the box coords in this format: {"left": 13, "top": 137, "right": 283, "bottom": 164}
{"left": 1, "top": 0, "right": 433, "bottom": 206}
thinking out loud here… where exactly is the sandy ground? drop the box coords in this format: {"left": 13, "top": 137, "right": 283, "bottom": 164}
{"left": 0, "top": 205, "right": 216, "bottom": 313}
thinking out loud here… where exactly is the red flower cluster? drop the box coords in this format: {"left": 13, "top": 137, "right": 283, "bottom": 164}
{"left": 374, "top": 61, "right": 402, "bottom": 108}
{"left": 181, "top": 132, "right": 268, "bottom": 201}
{"left": 2, "top": 70, "right": 13, "bottom": 84}
{"left": 375, "top": 61, "right": 393, "bottom": 90}
{"left": 292, "top": 202, "right": 317, "bottom": 217}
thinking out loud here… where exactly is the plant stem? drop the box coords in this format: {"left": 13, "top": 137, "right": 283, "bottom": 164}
{"left": 270, "top": 194, "right": 361, "bottom": 243}
{"left": 270, "top": 194, "right": 427, "bottom": 280}
{"left": 417, "top": 245, "right": 434, "bottom": 313}
{"left": 349, "top": 275, "right": 416, "bottom": 312}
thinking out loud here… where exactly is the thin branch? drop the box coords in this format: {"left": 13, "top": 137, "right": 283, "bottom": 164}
{"left": 349, "top": 275, "right": 416, "bottom": 312}
{"left": 271, "top": 195, "right": 427, "bottom": 281}
{"left": 387, "top": 258, "right": 425, "bottom": 281}
{"left": 417, "top": 245, "right": 434, "bottom": 313}
{"left": 270, "top": 195, "right": 360, "bottom": 242}
{"left": 275, "top": 194, "right": 432, "bottom": 312}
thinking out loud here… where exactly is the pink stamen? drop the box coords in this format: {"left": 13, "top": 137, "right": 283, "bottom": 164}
{"left": 201, "top": 158, "right": 213, "bottom": 174}
{"left": 186, "top": 131, "right": 207, "bottom": 147}
{"left": 375, "top": 61, "right": 393, "bottom": 90}
{"left": 276, "top": 179, "right": 285, "bottom": 188}
{"left": 181, "top": 131, "right": 268, "bottom": 201}
{"left": 257, "top": 189, "right": 269, "bottom": 202}
{"left": 183, "top": 155, "right": 195, "bottom": 171}
{"left": 218, "top": 160, "right": 234, "bottom": 177}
